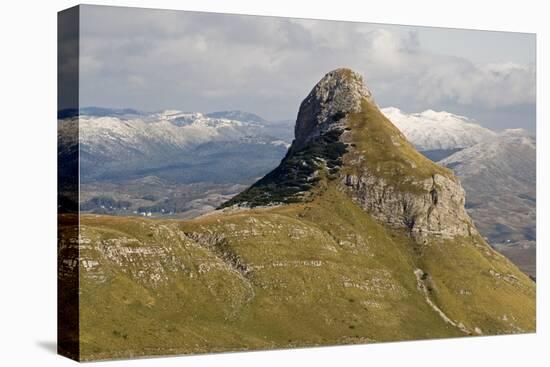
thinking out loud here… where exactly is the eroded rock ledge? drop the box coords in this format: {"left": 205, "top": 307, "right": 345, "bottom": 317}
{"left": 342, "top": 172, "right": 474, "bottom": 239}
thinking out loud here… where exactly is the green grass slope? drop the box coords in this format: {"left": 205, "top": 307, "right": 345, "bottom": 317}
{"left": 77, "top": 183, "right": 534, "bottom": 360}
{"left": 343, "top": 100, "right": 454, "bottom": 187}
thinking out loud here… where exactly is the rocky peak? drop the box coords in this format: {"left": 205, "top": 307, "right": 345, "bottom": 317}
{"left": 293, "top": 68, "right": 375, "bottom": 151}
{"left": 221, "top": 68, "right": 477, "bottom": 240}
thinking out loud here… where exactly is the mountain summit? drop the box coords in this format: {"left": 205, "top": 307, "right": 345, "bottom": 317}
{"left": 222, "top": 68, "right": 473, "bottom": 239}
{"left": 293, "top": 68, "right": 375, "bottom": 150}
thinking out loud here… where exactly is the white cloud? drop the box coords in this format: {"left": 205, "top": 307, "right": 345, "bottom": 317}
{"left": 78, "top": 5, "right": 535, "bottom": 131}
{"left": 414, "top": 59, "right": 535, "bottom": 107}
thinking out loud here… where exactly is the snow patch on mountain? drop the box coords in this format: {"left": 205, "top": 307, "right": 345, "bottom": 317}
{"left": 381, "top": 107, "right": 496, "bottom": 151}
{"left": 205, "top": 110, "right": 267, "bottom": 123}
{"left": 440, "top": 128, "right": 535, "bottom": 177}
{"left": 74, "top": 109, "right": 284, "bottom": 157}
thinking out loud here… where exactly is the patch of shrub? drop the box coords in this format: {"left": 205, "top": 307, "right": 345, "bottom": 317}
{"left": 220, "top": 128, "right": 347, "bottom": 208}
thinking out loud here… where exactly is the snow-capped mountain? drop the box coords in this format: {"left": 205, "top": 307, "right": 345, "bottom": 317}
{"left": 440, "top": 129, "right": 535, "bottom": 179}
{"left": 58, "top": 108, "right": 292, "bottom": 183}
{"left": 440, "top": 129, "right": 536, "bottom": 276}
{"left": 381, "top": 107, "right": 496, "bottom": 151}
{"left": 77, "top": 110, "right": 282, "bottom": 153}
{"left": 204, "top": 110, "right": 267, "bottom": 123}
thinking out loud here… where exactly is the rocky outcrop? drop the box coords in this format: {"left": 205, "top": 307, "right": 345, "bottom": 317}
{"left": 292, "top": 68, "right": 374, "bottom": 151}
{"left": 342, "top": 172, "right": 474, "bottom": 239}
{"left": 223, "top": 67, "right": 477, "bottom": 240}
{"left": 290, "top": 68, "right": 476, "bottom": 239}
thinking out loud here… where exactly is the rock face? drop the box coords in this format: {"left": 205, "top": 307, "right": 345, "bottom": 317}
{"left": 342, "top": 172, "right": 473, "bottom": 239}
{"left": 225, "top": 68, "right": 475, "bottom": 239}
{"left": 292, "top": 68, "right": 375, "bottom": 151}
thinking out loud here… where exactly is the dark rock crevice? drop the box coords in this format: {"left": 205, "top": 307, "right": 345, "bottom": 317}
{"left": 184, "top": 232, "right": 252, "bottom": 278}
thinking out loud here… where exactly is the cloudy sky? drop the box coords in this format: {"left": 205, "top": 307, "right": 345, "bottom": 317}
{"left": 79, "top": 5, "right": 536, "bottom": 132}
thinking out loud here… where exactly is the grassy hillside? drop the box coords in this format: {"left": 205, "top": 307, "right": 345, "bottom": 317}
{"left": 77, "top": 184, "right": 535, "bottom": 360}
{"left": 70, "top": 69, "right": 535, "bottom": 361}
{"left": 342, "top": 100, "right": 454, "bottom": 192}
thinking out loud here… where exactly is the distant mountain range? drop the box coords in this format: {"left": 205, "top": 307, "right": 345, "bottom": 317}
{"left": 58, "top": 108, "right": 293, "bottom": 218}
{"left": 59, "top": 108, "right": 293, "bottom": 183}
